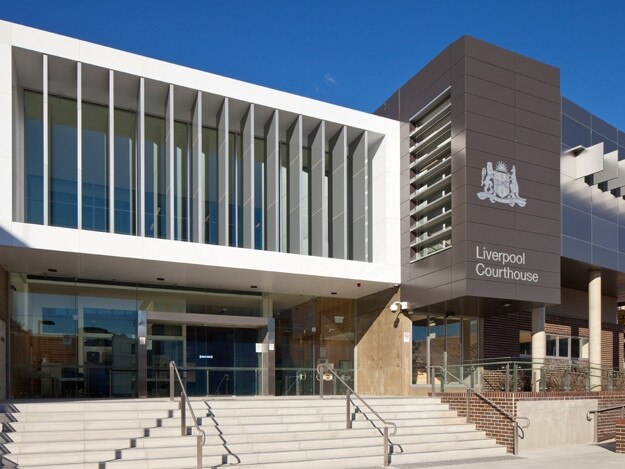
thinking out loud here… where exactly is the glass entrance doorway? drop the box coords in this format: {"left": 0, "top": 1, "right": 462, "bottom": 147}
{"left": 412, "top": 314, "right": 478, "bottom": 385}
{"left": 147, "top": 323, "right": 261, "bottom": 397}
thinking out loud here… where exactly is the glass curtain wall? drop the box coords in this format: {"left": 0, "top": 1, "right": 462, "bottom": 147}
{"left": 302, "top": 147, "right": 310, "bottom": 255}
{"left": 24, "top": 91, "right": 44, "bottom": 224}
{"left": 173, "top": 121, "right": 189, "bottom": 241}
{"left": 279, "top": 143, "right": 288, "bottom": 252}
{"left": 82, "top": 101, "right": 109, "bottom": 232}
{"left": 228, "top": 132, "right": 243, "bottom": 247}
{"left": 254, "top": 137, "right": 265, "bottom": 250}
{"left": 49, "top": 96, "right": 78, "bottom": 228}
{"left": 203, "top": 127, "right": 219, "bottom": 244}
{"left": 114, "top": 109, "right": 136, "bottom": 235}
{"left": 274, "top": 297, "right": 354, "bottom": 396}
{"left": 411, "top": 314, "right": 479, "bottom": 385}
{"left": 10, "top": 276, "right": 138, "bottom": 398}
{"left": 144, "top": 115, "right": 167, "bottom": 238}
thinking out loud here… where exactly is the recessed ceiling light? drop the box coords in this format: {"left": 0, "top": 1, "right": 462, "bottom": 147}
{"left": 157, "top": 277, "right": 165, "bottom": 281}
{"left": 47, "top": 268, "right": 58, "bottom": 273}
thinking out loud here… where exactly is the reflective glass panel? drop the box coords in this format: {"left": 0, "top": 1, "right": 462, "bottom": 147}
{"left": 24, "top": 91, "right": 44, "bottom": 224}
{"left": 82, "top": 101, "right": 108, "bottom": 232}
{"left": 254, "top": 137, "right": 265, "bottom": 249}
{"left": 144, "top": 115, "right": 166, "bottom": 238}
{"left": 202, "top": 127, "right": 218, "bottom": 244}
{"left": 49, "top": 95, "right": 78, "bottom": 228}
{"left": 174, "top": 121, "right": 189, "bottom": 241}
{"left": 114, "top": 108, "right": 136, "bottom": 235}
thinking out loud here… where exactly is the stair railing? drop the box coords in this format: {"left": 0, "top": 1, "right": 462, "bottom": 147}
{"left": 430, "top": 365, "right": 530, "bottom": 455}
{"left": 317, "top": 363, "right": 397, "bottom": 467}
{"left": 586, "top": 404, "right": 625, "bottom": 442}
{"left": 169, "top": 361, "right": 206, "bottom": 469}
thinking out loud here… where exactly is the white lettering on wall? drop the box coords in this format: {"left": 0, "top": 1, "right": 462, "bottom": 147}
{"left": 475, "top": 246, "right": 539, "bottom": 283}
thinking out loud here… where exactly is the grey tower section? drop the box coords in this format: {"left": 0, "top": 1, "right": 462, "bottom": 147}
{"left": 377, "top": 36, "right": 561, "bottom": 307}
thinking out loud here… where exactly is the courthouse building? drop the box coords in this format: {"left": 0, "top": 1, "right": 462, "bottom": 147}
{"left": 0, "top": 20, "right": 623, "bottom": 399}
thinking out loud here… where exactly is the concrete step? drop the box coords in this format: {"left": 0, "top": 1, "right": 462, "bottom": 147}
{"left": 0, "top": 396, "right": 507, "bottom": 469}
{"left": 206, "top": 402, "right": 450, "bottom": 416}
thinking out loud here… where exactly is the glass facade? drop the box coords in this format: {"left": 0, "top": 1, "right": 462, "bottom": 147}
{"left": 82, "top": 101, "right": 109, "bottom": 232}
{"left": 145, "top": 115, "right": 166, "bottom": 238}
{"left": 18, "top": 81, "right": 373, "bottom": 262}
{"left": 114, "top": 108, "right": 137, "bottom": 235}
{"left": 24, "top": 91, "right": 44, "bottom": 224}
{"left": 9, "top": 275, "right": 354, "bottom": 399}
{"left": 173, "top": 121, "right": 189, "bottom": 241}
{"left": 411, "top": 313, "right": 478, "bottom": 385}
{"left": 254, "top": 137, "right": 265, "bottom": 249}
{"left": 49, "top": 95, "right": 78, "bottom": 228}
{"left": 203, "top": 127, "right": 219, "bottom": 244}
{"left": 274, "top": 297, "right": 355, "bottom": 396}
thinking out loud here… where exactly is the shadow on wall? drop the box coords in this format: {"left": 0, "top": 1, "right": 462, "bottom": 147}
{"left": 355, "top": 286, "right": 399, "bottom": 344}
{"left": 0, "top": 224, "right": 28, "bottom": 249}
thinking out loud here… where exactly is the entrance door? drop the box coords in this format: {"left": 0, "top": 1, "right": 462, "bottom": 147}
{"left": 185, "top": 326, "right": 259, "bottom": 396}
{"left": 143, "top": 311, "right": 272, "bottom": 397}
{"left": 412, "top": 314, "right": 478, "bottom": 385}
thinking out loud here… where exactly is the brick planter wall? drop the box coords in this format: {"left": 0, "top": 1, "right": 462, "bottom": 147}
{"left": 437, "top": 391, "right": 625, "bottom": 453}
{"left": 616, "top": 419, "right": 625, "bottom": 454}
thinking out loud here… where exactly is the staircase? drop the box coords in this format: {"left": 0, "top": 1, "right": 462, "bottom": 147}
{"left": 1, "top": 396, "right": 508, "bottom": 468}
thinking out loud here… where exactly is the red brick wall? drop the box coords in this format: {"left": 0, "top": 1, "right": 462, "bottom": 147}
{"left": 616, "top": 419, "right": 625, "bottom": 454}
{"left": 438, "top": 391, "right": 625, "bottom": 452}
{"left": 482, "top": 312, "right": 624, "bottom": 367}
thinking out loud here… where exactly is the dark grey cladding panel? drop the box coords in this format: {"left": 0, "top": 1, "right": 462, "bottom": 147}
{"left": 515, "top": 74, "right": 560, "bottom": 104}
{"left": 465, "top": 74, "right": 515, "bottom": 106}
{"left": 466, "top": 203, "right": 516, "bottom": 229}
{"left": 408, "top": 248, "right": 452, "bottom": 279}
{"left": 466, "top": 111, "right": 516, "bottom": 142}
{"left": 515, "top": 143, "right": 560, "bottom": 171}
{"left": 402, "top": 282, "right": 454, "bottom": 308}
{"left": 464, "top": 93, "right": 515, "bottom": 124}
{"left": 515, "top": 91, "right": 561, "bottom": 120}
{"left": 465, "top": 129, "right": 516, "bottom": 159}
{"left": 515, "top": 54, "right": 559, "bottom": 86}
{"left": 464, "top": 36, "right": 516, "bottom": 71}
{"left": 515, "top": 284, "right": 560, "bottom": 304}
{"left": 401, "top": 74, "right": 452, "bottom": 121}
{"left": 450, "top": 58, "right": 466, "bottom": 86}
{"left": 465, "top": 56, "right": 516, "bottom": 88}
{"left": 516, "top": 212, "right": 561, "bottom": 236}
{"left": 516, "top": 126, "right": 560, "bottom": 153}
{"left": 516, "top": 109, "right": 560, "bottom": 138}
{"left": 393, "top": 35, "right": 562, "bottom": 306}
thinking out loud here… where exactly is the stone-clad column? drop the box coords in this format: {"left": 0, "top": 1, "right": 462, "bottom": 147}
{"left": 589, "top": 270, "right": 602, "bottom": 391}
{"left": 531, "top": 306, "right": 546, "bottom": 391}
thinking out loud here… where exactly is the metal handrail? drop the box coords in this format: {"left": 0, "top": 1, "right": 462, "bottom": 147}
{"left": 431, "top": 366, "right": 530, "bottom": 456}
{"left": 587, "top": 404, "right": 625, "bottom": 421}
{"left": 169, "top": 361, "right": 206, "bottom": 469}
{"left": 317, "top": 363, "right": 397, "bottom": 467}
{"left": 586, "top": 404, "right": 625, "bottom": 443}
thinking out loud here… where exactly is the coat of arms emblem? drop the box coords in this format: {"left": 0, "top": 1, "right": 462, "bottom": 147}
{"left": 477, "top": 161, "right": 526, "bottom": 207}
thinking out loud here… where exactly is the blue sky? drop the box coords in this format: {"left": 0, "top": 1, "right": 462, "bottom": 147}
{"left": 3, "top": 1, "right": 625, "bottom": 128}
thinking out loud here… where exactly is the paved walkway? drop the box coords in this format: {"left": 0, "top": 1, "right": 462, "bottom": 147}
{"left": 386, "top": 441, "right": 624, "bottom": 468}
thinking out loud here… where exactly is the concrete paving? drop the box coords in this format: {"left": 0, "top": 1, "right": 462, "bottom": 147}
{"left": 378, "top": 441, "right": 624, "bottom": 468}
